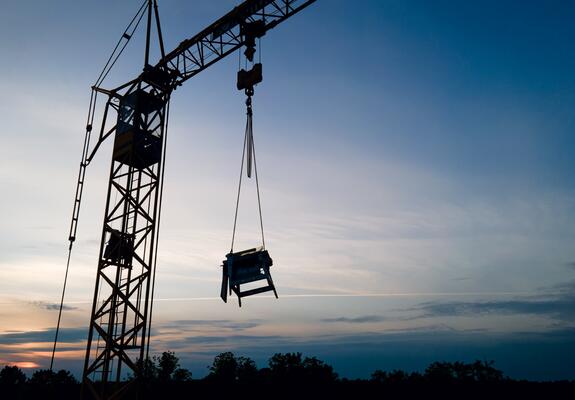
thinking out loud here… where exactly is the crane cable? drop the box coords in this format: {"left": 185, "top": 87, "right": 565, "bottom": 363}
{"left": 95, "top": 0, "right": 148, "bottom": 88}
{"left": 50, "top": 0, "right": 149, "bottom": 372}
{"left": 50, "top": 87, "right": 97, "bottom": 373}
{"left": 146, "top": 97, "right": 171, "bottom": 363}
{"left": 230, "top": 92, "right": 266, "bottom": 253}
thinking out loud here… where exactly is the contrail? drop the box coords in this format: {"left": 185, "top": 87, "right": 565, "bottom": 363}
{"left": 3, "top": 291, "right": 537, "bottom": 306}
{"left": 151, "top": 291, "right": 536, "bottom": 302}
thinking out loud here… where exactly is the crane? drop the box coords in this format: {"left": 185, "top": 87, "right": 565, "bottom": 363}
{"left": 51, "top": 1, "right": 316, "bottom": 399}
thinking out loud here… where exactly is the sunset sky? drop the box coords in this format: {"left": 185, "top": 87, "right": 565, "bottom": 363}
{"left": 1, "top": 0, "right": 574, "bottom": 380}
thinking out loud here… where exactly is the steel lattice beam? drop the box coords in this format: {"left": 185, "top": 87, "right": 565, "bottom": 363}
{"left": 113, "top": 0, "right": 316, "bottom": 92}
{"left": 82, "top": 78, "right": 169, "bottom": 399}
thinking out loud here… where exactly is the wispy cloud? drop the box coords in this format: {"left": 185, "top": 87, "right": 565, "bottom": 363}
{"left": 321, "top": 315, "right": 385, "bottom": 324}
{"left": 31, "top": 301, "right": 78, "bottom": 311}
{"left": 407, "top": 283, "right": 575, "bottom": 323}
{"left": 181, "top": 334, "right": 286, "bottom": 346}
{"left": 0, "top": 327, "right": 87, "bottom": 371}
{"left": 0, "top": 360, "right": 40, "bottom": 369}
{"left": 0, "top": 327, "right": 86, "bottom": 345}
{"left": 151, "top": 291, "right": 535, "bottom": 301}
{"left": 162, "top": 319, "right": 260, "bottom": 331}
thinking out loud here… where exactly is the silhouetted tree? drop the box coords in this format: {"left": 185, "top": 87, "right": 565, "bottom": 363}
{"left": 29, "top": 369, "right": 76, "bottom": 385}
{"left": 387, "top": 369, "right": 409, "bottom": 384}
{"left": 470, "top": 360, "right": 504, "bottom": 382}
{"left": 207, "top": 352, "right": 258, "bottom": 383}
{"left": 134, "top": 357, "right": 159, "bottom": 382}
{"left": 207, "top": 352, "right": 238, "bottom": 382}
{"left": 172, "top": 367, "right": 193, "bottom": 382}
{"left": 29, "top": 369, "right": 56, "bottom": 385}
{"left": 257, "top": 366, "right": 273, "bottom": 382}
{"left": 371, "top": 369, "right": 423, "bottom": 384}
{"left": 268, "top": 352, "right": 305, "bottom": 381}
{"left": 53, "top": 369, "right": 78, "bottom": 385}
{"left": 407, "top": 371, "right": 424, "bottom": 384}
{"left": 267, "top": 353, "right": 338, "bottom": 383}
{"left": 424, "top": 360, "right": 504, "bottom": 383}
{"left": 302, "top": 356, "right": 338, "bottom": 382}
{"left": 236, "top": 356, "right": 258, "bottom": 382}
{"left": 426, "top": 361, "right": 457, "bottom": 383}
{"left": 155, "top": 351, "right": 179, "bottom": 381}
{"left": 134, "top": 352, "right": 192, "bottom": 383}
{"left": 0, "top": 365, "right": 27, "bottom": 385}
{"left": 370, "top": 369, "right": 388, "bottom": 383}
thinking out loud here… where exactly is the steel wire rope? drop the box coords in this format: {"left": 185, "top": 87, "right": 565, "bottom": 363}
{"left": 230, "top": 96, "right": 266, "bottom": 252}
{"left": 137, "top": 170, "right": 153, "bottom": 348}
{"left": 250, "top": 117, "right": 266, "bottom": 249}
{"left": 49, "top": 246, "right": 73, "bottom": 371}
{"left": 254, "top": 39, "right": 265, "bottom": 249}
{"left": 230, "top": 111, "right": 249, "bottom": 253}
{"left": 95, "top": 0, "right": 148, "bottom": 87}
{"left": 50, "top": 88, "right": 97, "bottom": 371}
{"left": 145, "top": 98, "right": 170, "bottom": 362}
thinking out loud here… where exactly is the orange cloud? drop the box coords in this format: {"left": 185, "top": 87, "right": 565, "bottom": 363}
{"left": 3, "top": 361, "right": 40, "bottom": 369}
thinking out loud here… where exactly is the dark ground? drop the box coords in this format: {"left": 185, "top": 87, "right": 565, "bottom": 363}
{"left": 2, "top": 354, "right": 573, "bottom": 399}
{"left": 2, "top": 380, "right": 575, "bottom": 400}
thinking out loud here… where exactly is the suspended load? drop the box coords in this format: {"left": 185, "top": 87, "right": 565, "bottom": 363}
{"left": 220, "top": 247, "right": 277, "bottom": 307}
{"left": 220, "top": 28, "right": 278, "bottom": 306}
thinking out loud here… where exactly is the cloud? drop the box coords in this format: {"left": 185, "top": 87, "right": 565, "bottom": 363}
{"left": 321, "top": 315, "right": 385, "bottom": 324}
{"left": 551, "top": 280, "right": 575, "bottom": 294}
{"left": 161, "top": 319, "right": 260, "bottom": 331}
{"left": 408, "top": 285, "right": 575, "bottom": 322}
{"left": 157, "top": 324, "right": 483, "bottom": 353}
{"left": 0, "top": 359, "right": 41, "bottom": 369}
{"left": 31, "top": 301, "right": 78, "bottom": 311}
{"left": 0, "top": 327, "right": 86, "bottom": 345}
{"left": 181, "top": 334, "right": 286, "bottom": 346}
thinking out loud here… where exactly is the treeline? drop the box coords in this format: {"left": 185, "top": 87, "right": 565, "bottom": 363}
{"left": 1, "top": 351, "right": 573, "bottom": 399}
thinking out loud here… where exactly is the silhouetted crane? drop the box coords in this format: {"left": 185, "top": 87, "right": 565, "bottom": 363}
{"left": 50, "top": 1, "right": 316, "bottom": 399}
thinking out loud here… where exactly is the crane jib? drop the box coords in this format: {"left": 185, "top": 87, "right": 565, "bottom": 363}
{"left": 153, "top": 0, "right": 316, "bottom": 89}
{"left": 210, "top": 0, "right": 277, "bottom": 40}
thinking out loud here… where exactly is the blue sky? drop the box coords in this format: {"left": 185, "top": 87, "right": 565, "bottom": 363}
{"left": 0, "top": 0, "right": 574, "bottom": 380}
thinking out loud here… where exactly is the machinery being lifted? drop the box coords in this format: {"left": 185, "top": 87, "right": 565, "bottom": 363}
{"left": 221, "top": 19, "right": 278, "bottom": 307}
{"left": 221, "top": 247, "right": 277, "bottom": 307}
{"left": 50, "top": 1, "right": 316, "bottom": 399}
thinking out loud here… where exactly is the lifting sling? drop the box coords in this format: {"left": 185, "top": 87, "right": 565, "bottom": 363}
{"left": 221, "top": 37, "right": 278, "bottom": 306}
